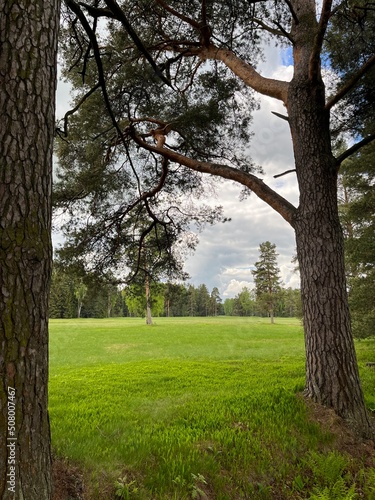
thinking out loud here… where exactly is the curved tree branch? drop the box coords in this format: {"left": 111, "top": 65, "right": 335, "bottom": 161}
{"left": 325, "top": 53, "right": 375, "bottom": 110}
{"left": 335, "top": 134, "right": 375, "bottom": 168}
{"left": 309, "top": 0, "right": 333, "bottom": 81}
{"left": 78, "top": 2, "right": 115, "bottom": 18}
{"left": 274, "top": 21, "right": 295, "bottom": 43}
{"left": 253, "top": 17, "right": 293, "bottom": 42}
{"left": 274, "top": 168, "right": 296, "bottom": 178}
{"left": 154, "top": 0, "right": 201, "bottom": 29}
{"left": 284, "top": 0, "right": 299, "bottom": 24}
{"left": 199, "top": 44, "right": 289, "bottom": 104}
{"left": 131, "top": 131, "right": 297, "bottom": 226}
{"left": 59, "top": 83, "right": 101, "bottom": 137}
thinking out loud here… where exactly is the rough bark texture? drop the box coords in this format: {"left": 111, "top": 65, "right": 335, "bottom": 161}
{"left": 0, "top": 0, "right": 60, "bottom": 497}
{"left": 287, "top": 2, "right": 373, "bottom": 437}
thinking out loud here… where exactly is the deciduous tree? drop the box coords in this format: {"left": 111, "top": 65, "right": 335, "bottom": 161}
{"left": 74, "top": 281, "right": 88, "bottom": 318}
{"left": 236, "top": 287, "right": 256, "bottom": 317}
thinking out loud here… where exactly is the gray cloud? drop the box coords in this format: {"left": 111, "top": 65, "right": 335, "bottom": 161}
{"left": 55, "top": 66, "right": 73, "bottom": 120}
{"left": 54, "top": 46, "right": 301, "bottom": 298}
{"left": 184, "top": 60, "right": 300, "bottom": 298}
{"left": 184, "top": 183, "right": 299, "bottom": 297}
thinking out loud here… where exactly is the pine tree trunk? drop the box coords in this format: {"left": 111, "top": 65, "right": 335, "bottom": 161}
{"left": 288, "top": 73, "right": 373, "bottom": 437}
{"left": 0, "top": 0, "right": 60, "bottom": 497}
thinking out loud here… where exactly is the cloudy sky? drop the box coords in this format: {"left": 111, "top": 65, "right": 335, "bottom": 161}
{"left": 183, "top": 48, "right": 299, "bottom": 298}
{"left": 55, "top": 44, "right": 300, "bottom": 299}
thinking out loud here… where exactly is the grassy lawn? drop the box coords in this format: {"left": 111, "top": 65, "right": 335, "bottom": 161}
{"left": 49, "top": 317, "right": 375, "bottom": 499}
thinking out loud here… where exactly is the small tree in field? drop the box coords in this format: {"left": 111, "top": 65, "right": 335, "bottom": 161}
{"left": 235, "top": 287, "right": 256, "bottom": 316}
{"left": 252, "top": 242, "right": 282, "bottom": 323}
{"left": 75, "top": 281, "right": 88, "bottom": 318}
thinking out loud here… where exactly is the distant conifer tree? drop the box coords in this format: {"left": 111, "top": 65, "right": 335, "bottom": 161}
{"left": 252, "top": 242, "right": 282, "bottom": 323}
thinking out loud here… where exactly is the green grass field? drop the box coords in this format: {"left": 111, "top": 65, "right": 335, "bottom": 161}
{"left": 49, "top": 317, "right": 375, "bottom": 499}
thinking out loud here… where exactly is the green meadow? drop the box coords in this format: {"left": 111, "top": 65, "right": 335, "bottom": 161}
{"left": 49, "top": 317, "right": 375, "bottom": 499}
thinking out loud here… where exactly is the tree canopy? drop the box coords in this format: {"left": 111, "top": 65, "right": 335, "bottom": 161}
{"left": 339, "top": 141, "right": 375, "bottom": 339}
{"left": 55, "top": 0, "right": 375, "bottom": 435}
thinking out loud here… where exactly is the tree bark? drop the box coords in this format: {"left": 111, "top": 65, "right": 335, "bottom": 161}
{"left": 287, "top": 6, "right": 373, "bottom": 437}
{"left": 0, "top": 0, "right": 60, "bottom": 497}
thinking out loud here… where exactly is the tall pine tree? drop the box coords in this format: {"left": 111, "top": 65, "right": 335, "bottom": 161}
{"left": 252, "top": 242, "right": 282, "bottom": 323}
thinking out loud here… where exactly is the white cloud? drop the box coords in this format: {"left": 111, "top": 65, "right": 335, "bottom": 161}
{"left": 222, "top": 280, "right": 254, "bottom": 298}
{"left": 184, "top": 46, "right": 299, "bottom": 297}
{"left": 184, "top": 175, "right": 299, "bottom": 297}
{"left": 55, "top": 66, "right": 73, "bottom": 120}
{"left": 54, "top": 42, "right": 301, "bottom": 298}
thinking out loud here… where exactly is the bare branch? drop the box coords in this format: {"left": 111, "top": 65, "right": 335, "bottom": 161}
{"left": 154, "top": 0, "right": 200, "bottom": 29}
{"left": 325, "top": 53, "right": 375, "bottom": 110}
{"left": 79, "top": 2, "right": 115, "bottom": 18}
{"left": 272, "top": 111, "right": 289, "bottom": 122}
{"left": 60, "top": 83, "right": 101, "bottom": 137}
{"left": 143, "top": 156, "right": 169, "bottom": 201}
{"left": 130, "top": 130, "right": 297, "bottom": 226}
{"left": 284, "top": 0, "right": 299, "bottom": 24}
{"left": 274, "top": 21, "right": 295, "bottom": 43}
{"left": 252, "top": 17, "right": 293, "bottom": 42}
{"left": 335, "top": 134, "right": 375, "bottom": 167}
{"left": 309, "top": 0, "right": 333, "bottom": 81}
{"left": 102, "top": 0, "right": 172, "bottom": 86}
{"left": 178, "top": 59, "right": 204, "bottom": 93}
{"left": 274, "top": 169, "right": 296, "bottom": 178}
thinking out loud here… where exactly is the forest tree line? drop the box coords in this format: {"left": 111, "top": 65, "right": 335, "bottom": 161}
{"left": 50, "top": 240, "right": 301, "bottom": 321}
{"left": 49, "top": 270, "right": 302, "bottom": 320}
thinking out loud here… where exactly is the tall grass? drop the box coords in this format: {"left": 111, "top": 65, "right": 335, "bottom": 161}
{"left": 49, "top": 317, "right": 375, "bottom": 499}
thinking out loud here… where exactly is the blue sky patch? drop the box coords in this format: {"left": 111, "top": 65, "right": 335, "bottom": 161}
{"left": 281, "top": 47, "right": 293, "bottom": 66}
